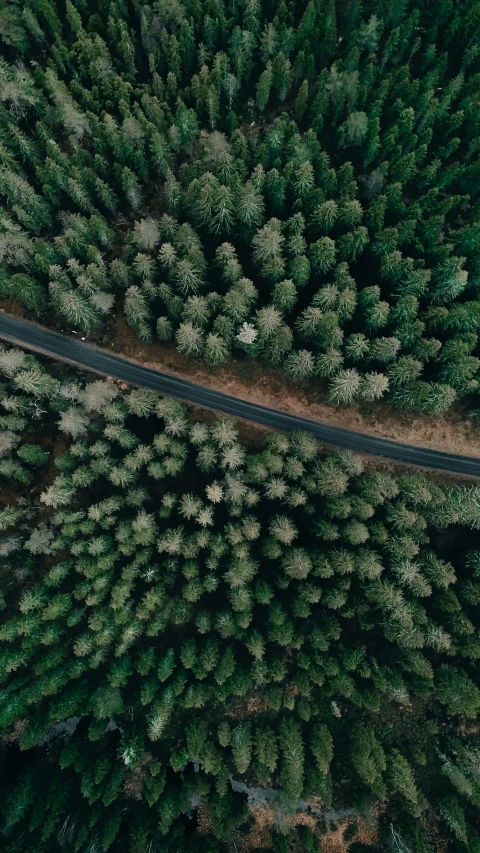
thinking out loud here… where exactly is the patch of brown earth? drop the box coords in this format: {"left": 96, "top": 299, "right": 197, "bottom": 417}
{"left": 0, "top": 299, "right": 28, "bottom": 320}
{"left": 1, "top": 719, "right": 28, "bottom": 744}
{"left": 122, "top": 753, "right": 153, "bottom": 801}
{"left": 225, "top": 693, "right": 271, "bottom": 719}
{"left": 246, "top": 695, "right": 271, "bottom": 714}
{"left": 240, "top": 807, "right": 318, "bottom": 852}
{"left": 242, "top": 807, "right": 274, "bottom": 851}
{"left": 319, "top": 813, "right": 380, "bottom": 853}
{"left": 241, "top": 807, "right": 380, "bottom": 852}
{"left": 196, "top": 802, "right": 214, "bottom": 835}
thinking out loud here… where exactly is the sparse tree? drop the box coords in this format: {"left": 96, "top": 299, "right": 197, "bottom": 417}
{"left": 175, "top": 322, "right": 205, "bottom": 357}
{"left": 205, "top": 333, "right": 230, "bottom": 366}
{"left": 124, "top": 285, "right": 153, "bottom": 342}
{"left": 285, "top": 349, "right": 315, "bottom": 380}
{"left": 132, "top": 218, "right": 160, "bottom": 252}
{"left": 360, "top": 372, "right": 389, "bottom": 401}
{"left": 327, "top": 369, "right": 361, "bottom": 406}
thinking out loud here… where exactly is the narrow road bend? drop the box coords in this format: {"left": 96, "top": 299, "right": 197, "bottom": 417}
{"left": 0, "top": 313, "right": 479, "bottom": 478}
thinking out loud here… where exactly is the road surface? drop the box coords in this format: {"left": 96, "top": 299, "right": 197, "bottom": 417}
{"left": 0, "top": 313, "right": 479, "bottom": 478}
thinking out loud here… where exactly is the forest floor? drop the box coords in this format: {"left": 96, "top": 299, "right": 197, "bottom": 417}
{"left": 198, "top": 802, "right": 380, "bottom": 853}
{"left": 2, "top": 298, "right": 480, "bottom": 461}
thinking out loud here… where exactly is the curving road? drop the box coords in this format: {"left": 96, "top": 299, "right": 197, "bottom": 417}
{"left": 0, "top": 312, "right": 479, "bottom": 478}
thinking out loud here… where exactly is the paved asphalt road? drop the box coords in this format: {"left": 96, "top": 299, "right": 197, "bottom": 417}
{"left": 1, "top": 313, "right": 480, "bottom": 478}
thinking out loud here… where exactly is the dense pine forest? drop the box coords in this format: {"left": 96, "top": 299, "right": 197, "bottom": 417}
{"left": 2, "top": 0, "right": 480, "bottom": 851}
{"left": 0, "top": 343, "right": 480, "bottom": 851}
{"left": 1, "top": 0, "right": 480, "bottom": 414}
